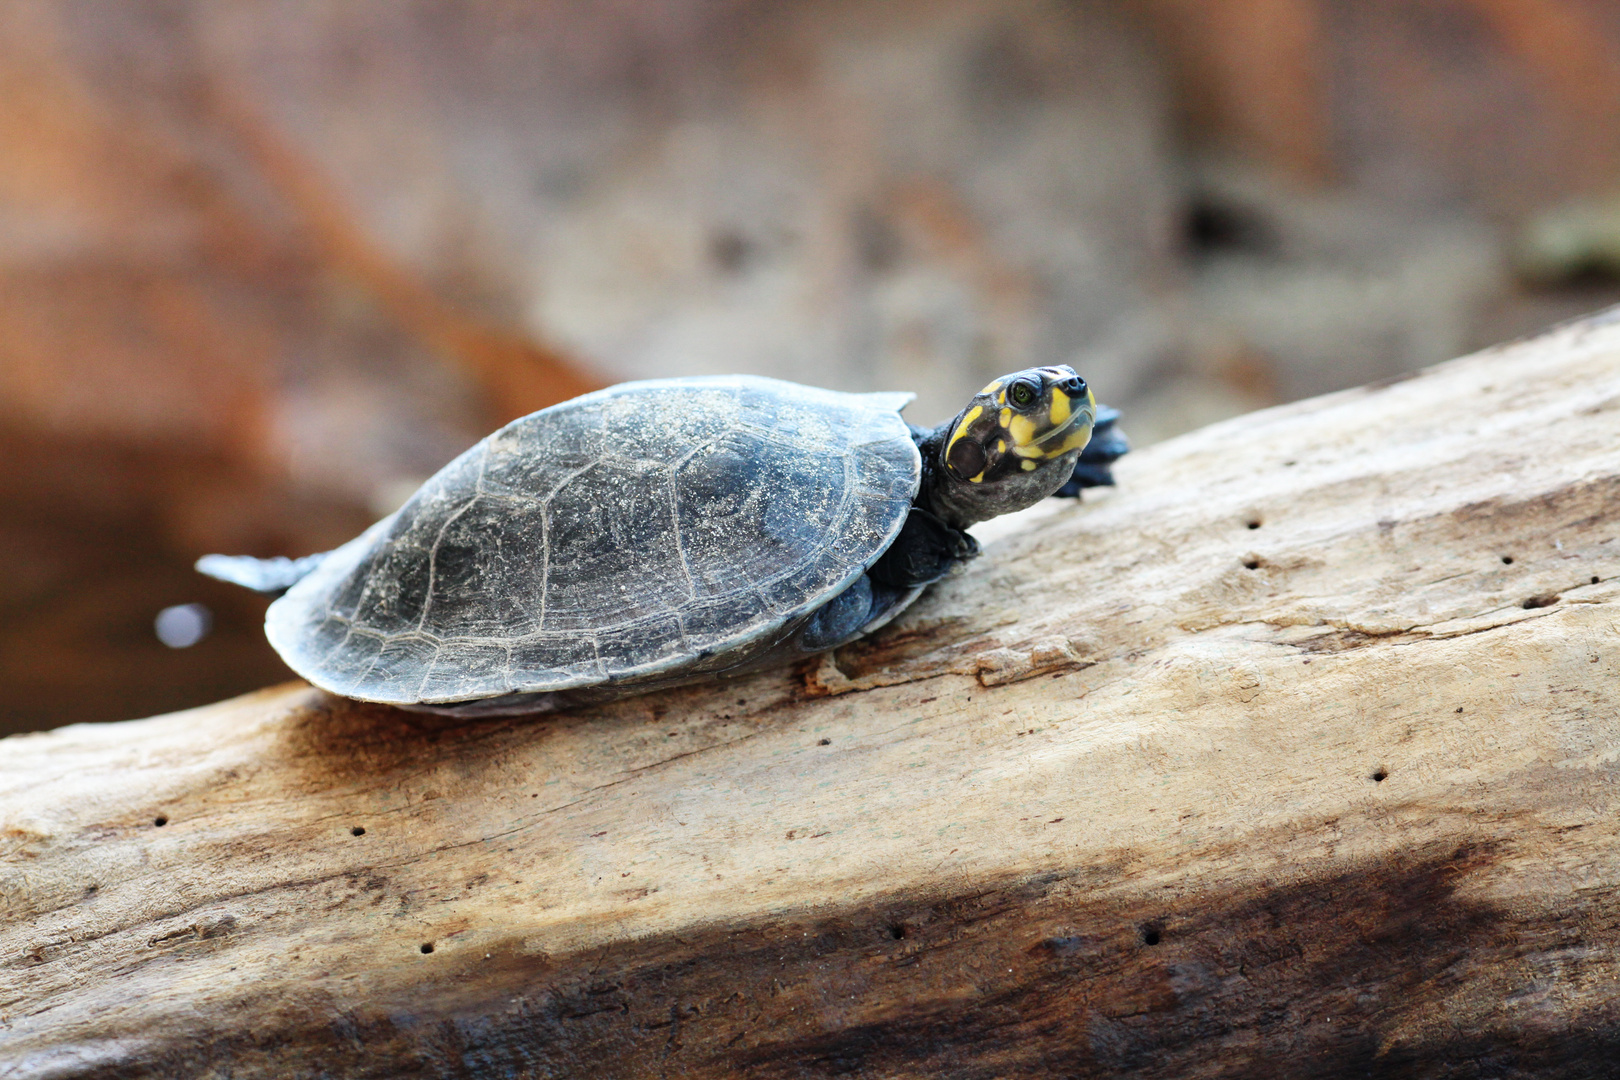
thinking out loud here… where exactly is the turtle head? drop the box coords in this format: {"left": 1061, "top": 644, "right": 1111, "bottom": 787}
{"left": 923, "top": 365, "right": 1097, "bottom": 527}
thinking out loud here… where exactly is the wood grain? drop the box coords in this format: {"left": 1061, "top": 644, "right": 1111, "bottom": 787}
{"left": 6, "top": 311, "right": 1620, "bottom": 1077}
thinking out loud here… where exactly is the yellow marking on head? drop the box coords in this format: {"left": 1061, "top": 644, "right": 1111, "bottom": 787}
{"left": 979, "top": 379, "right": 1004, "bottom": 397}
{"left": 996, "top": 438, "right": 1006, "bottom": 452}
{"left": 1017, "top": 386, "right": 1097, "bottom": 458}
{"left": 1008, "top": 413, "right": 1037, "bottom": 448}
{"left": 1042, "top": 422, "right": 1094, "bottom": 458}
{"left": 945, "top": 404, "right": 983, "bottom": 459}
{"left": 999, "top": 407, "right": 1011, "bottom": 427}
{"left": 1020, "top": 459, "right": 1037, "bottom": 471}
{"left": 1038, "top": 386, "right": 1096, "bottom": 457}
{"left": 969, "top": 469, "right": 985, "bottom": 483}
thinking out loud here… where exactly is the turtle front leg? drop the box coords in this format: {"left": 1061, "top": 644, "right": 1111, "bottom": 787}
{"left": 1051, "top": 404, "right": 1129, "bottom": 499}
{"left": 853, "top": 507, "right": 979, "bottom": 636}
{"left": 867, "top": 507, "right": 980, "bottom": 586}
{"left": 799, "top": 508, "right": 981, "bottom": 651}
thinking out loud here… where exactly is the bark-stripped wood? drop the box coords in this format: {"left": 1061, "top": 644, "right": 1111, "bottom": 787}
{"left": 6, "top": 312, "right": 1620, "bottom": 1078}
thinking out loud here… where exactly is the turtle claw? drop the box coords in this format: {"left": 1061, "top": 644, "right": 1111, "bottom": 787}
{"left": 1051, "top": 405, "right": 1128, "bottom": 499}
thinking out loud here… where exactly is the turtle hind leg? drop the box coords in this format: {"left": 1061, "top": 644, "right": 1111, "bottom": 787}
{"left": 195, "top": 552, "right": 328, "bottom": 595}
{"left": 1052, "top": 404, "right": 1129, "bottom": 499}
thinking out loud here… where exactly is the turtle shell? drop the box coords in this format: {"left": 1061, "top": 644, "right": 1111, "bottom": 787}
{"left": 265, "top": 376, "right": 920, "bottom": 708}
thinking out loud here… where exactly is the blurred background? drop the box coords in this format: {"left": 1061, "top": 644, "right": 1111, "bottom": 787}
{"left": 5, "top": 0, "right": 1620, "bottom": 734}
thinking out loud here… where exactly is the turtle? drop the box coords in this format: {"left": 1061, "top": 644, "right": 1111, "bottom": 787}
{"left": 198, "top": 366, "right": 1127, "bottom": 715}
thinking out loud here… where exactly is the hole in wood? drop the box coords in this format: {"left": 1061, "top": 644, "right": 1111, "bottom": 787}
{"left": 1246, "top": 519, "right": 1262, "bottom": 530}
{"left": 709, "top": 229, "right": 753, "bottom": 273}
{"left": 1523, "top": 594, "right": 1560, "bottom": 609}
{"left": 420, "top": 942, "right": 434, "bottom": 954}
{"left": 888, "top": 924, "right": 906, "bottom": 940}
{"left": 350, "top": 826, "right": 366, "bottom": 836}
{"left": 818, "top": 738, "right": 831, "bottom": 746}
{"left": 1501, "top": 555, "right": 1514, "bottom": 565}
{"left": 1242, "top": 559, "right": 1261, "bottom": 570}
{"left": 153, "top": 817, "right": 168, "bottom": 827}
{"left": 1140, "top": 924, "right": 1162, "bottom": 946}
{"left": 1593, "top": 576, "right": 1602, "bottom": 585}
{"left": 1182, "top": 197, "right": 1275, "bottom": 258}
{"left": 1372, "top": 769, "right": 1389, "bottom": 783}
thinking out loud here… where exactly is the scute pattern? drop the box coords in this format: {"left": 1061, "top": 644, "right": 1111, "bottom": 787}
{"left": 675, "top": 432, "right": 841, "bottom": 598}
{"left": 542, "top": 458, "right": 686, "bottom": 631}
{"left": 265, "top": 376, "right": 919, "bottom": 705}
{"left": 420, "top": 494, "right": 548, "bottom": 638}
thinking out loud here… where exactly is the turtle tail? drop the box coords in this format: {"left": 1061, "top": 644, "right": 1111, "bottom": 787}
{"left": 195, "top": 552, "right": 328, "bottom": 595}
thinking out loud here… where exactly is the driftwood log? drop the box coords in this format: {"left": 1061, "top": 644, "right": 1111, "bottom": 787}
{"left": 6, "top": 312, "right": 1620, "bottom": 1078}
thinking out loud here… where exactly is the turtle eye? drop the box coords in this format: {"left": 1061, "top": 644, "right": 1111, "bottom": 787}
{"left": 1008, "top": 379, "right": 1040, "bottom": 408}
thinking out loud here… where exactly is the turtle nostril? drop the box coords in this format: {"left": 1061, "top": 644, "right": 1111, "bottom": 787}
{"left": 1058, "top": 376, "right": 1086, "bottom": 395}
